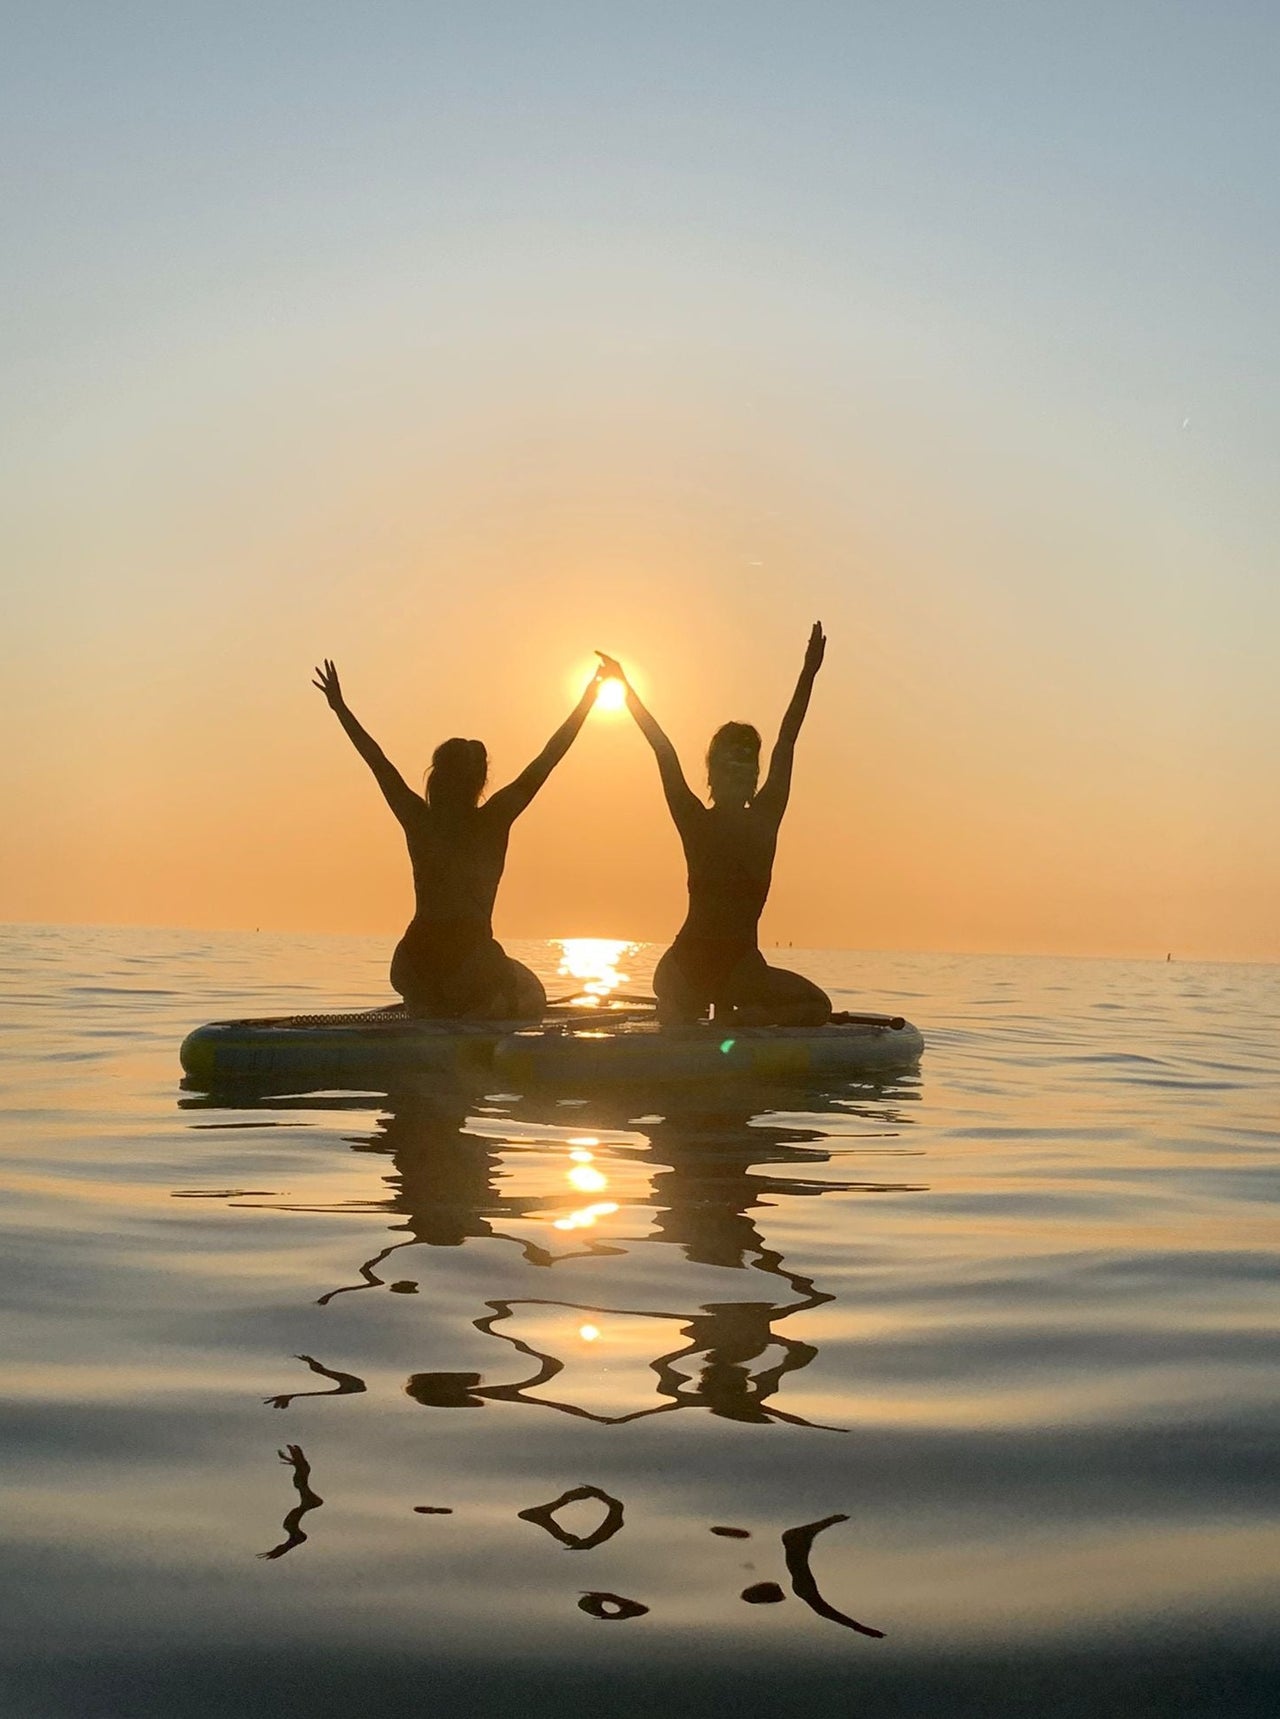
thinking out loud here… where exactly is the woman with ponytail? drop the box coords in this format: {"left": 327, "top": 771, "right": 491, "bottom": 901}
{"left": 313, "top": 660, "right": 605, "bottom": 1018}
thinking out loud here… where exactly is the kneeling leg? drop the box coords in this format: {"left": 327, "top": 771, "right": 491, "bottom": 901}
{"left": 729, "top": 961, "right": 831, "bottom": 1028}
{"left": 653, "top": 946, "right": 706, "bottom": 1025}
{"left": 459, "top": 949, "right": 547, "bottom": 1022}
{"left": 501, "top": 958, "right": 547, "bottom": 1022}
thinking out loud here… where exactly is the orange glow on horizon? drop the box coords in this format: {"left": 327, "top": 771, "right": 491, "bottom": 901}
{"left": 3, "top": 429, "right": 1274, "bottom": 962}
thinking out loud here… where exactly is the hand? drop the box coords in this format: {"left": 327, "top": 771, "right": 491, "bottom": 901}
{"left": 594, "top": 650, "right": 628, "bottom": 688}
{"left": 312, "top": 658, "right": 344, "bottom": 710}
{"left": 803, "top": 622, "right": 826, "bottom": 675}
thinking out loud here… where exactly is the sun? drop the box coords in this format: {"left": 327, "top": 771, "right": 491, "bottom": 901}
{"left": 595, "top": 677, "right": 626, "bottom": 712}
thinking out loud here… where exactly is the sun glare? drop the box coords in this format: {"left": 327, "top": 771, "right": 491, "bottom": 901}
{"left": 557, "top": 938, "right": 635, "bottom": 1006}
{"left": 569, "top": 657, "right": 643, "bottom": 713}
{"left": 552, "top": 1201, "right": 619, "bottom": 1232}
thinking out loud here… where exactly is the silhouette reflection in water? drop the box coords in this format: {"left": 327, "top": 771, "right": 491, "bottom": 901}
{"left": 265, "top": 1354, "right": 366, "bottom": 1409}
{"left": 441, "top": 1281, "right": 839, "bottom": 1429}
{"left": 230, "top": 1083, "right": 908, "bottom": 1636}
{"left": 271, "top": 1085, "right": 921, "bottom": 1429}
{"left": 518, "top": 1485, "right": 626, "bottom": 1550}
{"left": 252, "top": 1442, "right": 882, "bottom": 1632}
{"left": 578, "top": 1591, "right": 650, "bottom": 1620}
{"left": 258, "top": 1444, "right": 322, "bottom": 1560}
{"left": 315, "top": 1094, "right": 627, "bottom": 1305}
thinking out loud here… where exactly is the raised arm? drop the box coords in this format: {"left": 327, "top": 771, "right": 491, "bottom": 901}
{"left": 485, "top": 668, "right": 604, "bottom": 821}
{"left": 758, "top": 623, "right": 826, "bottom": 816}
{"left": 312, "top": 659, "right": 421, "bottom": 826}
{"left": 597, "top": 652, "right": 701, "bottom": 828}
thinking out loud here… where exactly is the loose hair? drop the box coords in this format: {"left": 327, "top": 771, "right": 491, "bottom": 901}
{"left": 426, "top": 737, "right": 488, "bottom": 811}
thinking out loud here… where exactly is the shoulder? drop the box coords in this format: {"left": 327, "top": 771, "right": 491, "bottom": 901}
{"left": 477, "top": 795, "right": 517, "bottom": 830}
{"left": 742, "top": 794, "right": 784, "bottom": 838}
{"left": 673, "top": 787, "right": 708, "bottom": 827}
{"left": 398, "top": 793, "right": 430, "bottom": 831}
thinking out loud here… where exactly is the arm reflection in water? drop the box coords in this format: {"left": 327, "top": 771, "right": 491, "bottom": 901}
{"left": 258, "top": 1444, "right": 323, "bottom": 1560}
{"left": 783, "top": 1514, "right": 884, "bottom": 1637}
{"left": 265, "top": 1353, "right": 367, "bottom": 1409}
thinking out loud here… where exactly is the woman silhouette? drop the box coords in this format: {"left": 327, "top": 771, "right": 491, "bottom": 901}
{"left": 313, "top": 659, "right": 605, "bottom": 1019}
{"left": 599, "top": 625, "right": 830, "bottom": 1026}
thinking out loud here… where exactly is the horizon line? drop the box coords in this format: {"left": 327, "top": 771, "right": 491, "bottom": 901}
{"left": 1, "top": 919, "right": 1275, "bottom": 970}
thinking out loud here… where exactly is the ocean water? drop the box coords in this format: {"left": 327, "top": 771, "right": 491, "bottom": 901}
{"left": 1, "top": 923, "right": 1277, "bottom": 1718}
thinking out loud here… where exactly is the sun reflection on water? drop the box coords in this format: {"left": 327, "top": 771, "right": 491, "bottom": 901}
{"left": 555, "top": 938, "right": 637, "bottom": 1007}
{"left": 553, "top": 1201, "right": 619, "bottom": 1232}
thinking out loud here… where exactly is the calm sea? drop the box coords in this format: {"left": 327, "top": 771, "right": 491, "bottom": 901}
{"left": 2, "top": 923, "right": 1277, "bottom": 1718}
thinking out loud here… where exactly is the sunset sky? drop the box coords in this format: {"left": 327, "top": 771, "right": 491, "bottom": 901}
{"left": 3, "top": 3, "right": 1277, "bottom": 960}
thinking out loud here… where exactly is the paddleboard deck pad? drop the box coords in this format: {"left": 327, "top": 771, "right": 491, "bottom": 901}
{"left": 494, "top": 1017, "right": 924, "bottom": 1086}
{"left": 179, "top": 1005, "right": 923, "bottom": 1092}
{"left": 179, "top": 1007, "right": 508, "bottom": 1090}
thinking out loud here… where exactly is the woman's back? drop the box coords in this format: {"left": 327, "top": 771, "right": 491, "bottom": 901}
{"left": 401, "top": 800, "right": 512, "bottom": 932}
{"left": 313, "top": 657, "right": 606, "bottom": 1017}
